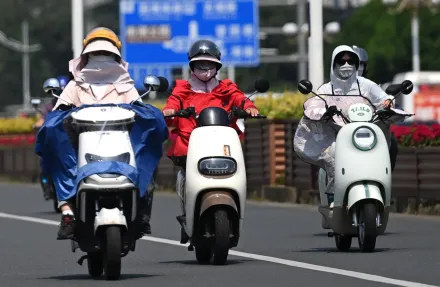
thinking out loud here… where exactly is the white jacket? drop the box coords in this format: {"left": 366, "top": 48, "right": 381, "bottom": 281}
{"left": 317, "top": 45, "right": 392, "bottom": 108}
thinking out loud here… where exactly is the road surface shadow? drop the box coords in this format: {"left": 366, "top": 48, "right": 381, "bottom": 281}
{"left": 158, "top": 259, "right": 252, "bottom": 266}
{"left": 36, "top": 211, "right": 59, "bottom": 215}
{"left": 294, "top": 247, "right": 407, "bottom": 253}
{"left": 312, "top": 231, "right": 401, "bottom": 237}
{"left": 39, "top": 274, "right": 160, "bottom": 281}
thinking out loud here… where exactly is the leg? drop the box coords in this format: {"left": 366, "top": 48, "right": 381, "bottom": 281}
{"left": 138, "top": 171, "right": 156, "bottom": 236}
{"left": 323, "top": 158, "right": 336, "bottom": 208}
{"left": 39, "top": 171, "right": 52, "bottom": 200}
{"left": 175, "top": 169, "right": 186, "bottom": 224}
{"left": 57, "top": 199, "right": 76, "bottom": 240}
{"left": 389, "top": 135, "right": 398, "bottom": 172}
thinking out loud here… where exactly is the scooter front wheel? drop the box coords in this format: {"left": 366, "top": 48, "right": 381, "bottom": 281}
{"left": 102, "top": 226, "right": 122, "bottom": 280}
{"left": 212, "top": 209, "right": 230, "bottom": 265}
{"left": 358, "top": 202, "right": 377, "bottom": 253}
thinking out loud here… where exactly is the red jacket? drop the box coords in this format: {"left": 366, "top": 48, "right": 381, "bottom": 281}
{"left": 163, "top": 79, "right": 256, "bottom": 157}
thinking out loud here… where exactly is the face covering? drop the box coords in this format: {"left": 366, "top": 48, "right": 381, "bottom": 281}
{"left": 78, "top": 53, "right": 127, "bottom": 84}
{"left": 88, "top": 54, "right": 116, "bottom": 62}
{"left": 193, "top": 68, "right": 216, "bottom": 82}
{"left": 334, "top": 62, "right": 355, "bottom": 80}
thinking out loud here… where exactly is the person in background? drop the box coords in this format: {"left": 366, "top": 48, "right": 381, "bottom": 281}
{"left": 352, "top": 45, "right": 399, "bottom": 172}
{"left": 35, "top": 75, "right": 70, "bottom": 200}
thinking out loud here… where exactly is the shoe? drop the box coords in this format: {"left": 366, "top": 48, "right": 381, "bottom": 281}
{"left": 57, "top": 214, "right": 76, "bottom": 240}
{"left": 327, "top": 193, "right": 334, "bottom": 209}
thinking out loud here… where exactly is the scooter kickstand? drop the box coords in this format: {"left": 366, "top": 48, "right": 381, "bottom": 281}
{"left": 327, "top": 232, "right": 335, "bottom": 237}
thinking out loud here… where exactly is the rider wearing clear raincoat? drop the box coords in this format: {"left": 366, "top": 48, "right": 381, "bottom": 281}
{"left": 294, "top": 45, "right": 394, "bottom": 207}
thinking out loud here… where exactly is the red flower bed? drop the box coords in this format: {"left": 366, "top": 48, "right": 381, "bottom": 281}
{"left": 391, "top": 124, "right": 440, "bottom": 147}
{"left": 0, "top": 134, "right": 36, "bottom": 146}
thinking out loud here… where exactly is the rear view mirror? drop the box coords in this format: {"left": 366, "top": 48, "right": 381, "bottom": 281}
{"left": 385, "top": 80, "right": 414, "bottom": 96}
{"left": 254, "top": 78, "right": 270, "bottom": 93}
{"left": 401, "top": 80, "right": 413, "bottom": 95}
{"left": 157, "top": 76, "right": 170, "bottom": 92}
{"left": 385, "top": 84, "right": 401, "bottom": 96}
{"left": 43, "top": 78, "right": 61, "bottom": 94}
{"left": 143, "top": 75, "right": 160, "bottom": 91}
{"left": 298, "top": 79, "right": 313, "bottom": 94}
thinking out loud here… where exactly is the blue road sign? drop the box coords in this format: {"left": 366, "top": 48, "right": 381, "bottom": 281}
{"left": 119, "top": 0, "right": 259, "bottom": 67}
{"left": 128, "top": 64, "right": 173, "bottom": 90}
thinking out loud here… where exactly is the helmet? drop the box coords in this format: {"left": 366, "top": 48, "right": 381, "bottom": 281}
{"left": 187, "top": 40, "right": 222, "bottom": 71}
{"left": 352, "top": 45, "right": 368, "bottom": 77}
{"left": 56, "top": 75, "right": 69, "bottom": 90}
{"left": 82, "top": 27, "right": 122, "bottom": 57}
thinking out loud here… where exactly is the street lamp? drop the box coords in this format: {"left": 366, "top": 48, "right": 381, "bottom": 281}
{"left": 382, "top": 0, "right": 440, "bottom": 73}
{"left": 0, "top": 23, "right": 41, "bottom": 110}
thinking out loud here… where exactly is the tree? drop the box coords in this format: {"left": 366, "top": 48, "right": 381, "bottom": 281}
{"left": 0, "top": 0, "right": 72, "bottom": 109}
{"left": 328, "top": 0, "right": 440, "bottom": 84}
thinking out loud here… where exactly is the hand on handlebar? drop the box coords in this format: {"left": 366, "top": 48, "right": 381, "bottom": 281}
{"left": 246, "top": 108, "right": 259, "bottom": 117}
{"left": 382, "top": 99, "right": 393, "bottom": 109}
{"left": 163, "top": 109, "right": 175, "bottom": 117}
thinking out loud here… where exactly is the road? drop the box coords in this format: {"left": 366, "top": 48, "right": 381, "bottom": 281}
{"left": 0, "top": 183, "right": 440, "bottom": 287}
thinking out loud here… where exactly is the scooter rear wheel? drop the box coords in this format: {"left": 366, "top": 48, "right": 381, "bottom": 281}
{"left": 87, "top": 251, "right": 104, "bottom": 277}
{"left": 335, "top": 234, "right": 352, "bottom": 251}
{"left": 102, "top": 226, "right": 122, "bottom": 280}
{"left": 358, "top": 202, "right": 377, "bottom": 253}
{"left": 212, "top": 209, "right": 230, "bottom": 265}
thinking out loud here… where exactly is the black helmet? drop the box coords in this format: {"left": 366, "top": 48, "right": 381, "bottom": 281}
{"left": 188, "top": 40, "right": 222, "bottom": 71}
{"left": 352, "top": 45, "right": 368, "bottom": 77}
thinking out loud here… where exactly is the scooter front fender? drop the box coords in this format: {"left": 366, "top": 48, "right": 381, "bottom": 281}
{"left": 94, "top": 208, "right": 127, "bottom": 234}
{"left": 199, "top": 191, "right": 238, "bottom": 216}
{"left": 347, "top": 183, "right": 384, "bottom": 211}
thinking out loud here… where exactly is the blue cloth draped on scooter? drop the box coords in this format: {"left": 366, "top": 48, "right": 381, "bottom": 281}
{"left": 35, "top": 102, "right": 168, "bottom": 201}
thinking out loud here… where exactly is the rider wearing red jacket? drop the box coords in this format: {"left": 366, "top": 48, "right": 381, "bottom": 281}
{"left": 162, "top": 40, "right": 258, "bottom": 166}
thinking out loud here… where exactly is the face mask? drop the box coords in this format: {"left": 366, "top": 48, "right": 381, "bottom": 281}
{"left": 193, "top": 68, "right": 216, "bottom": 82}
{"left": 335, "top": 62, "right": 355, "bottom": 80}
{"left": 88, "top": 54, "right": 115, "bottom": 62}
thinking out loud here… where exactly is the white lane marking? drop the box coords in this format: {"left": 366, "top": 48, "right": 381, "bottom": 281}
{"left": 0, "top": 212, "right": 437, "bottom": 287}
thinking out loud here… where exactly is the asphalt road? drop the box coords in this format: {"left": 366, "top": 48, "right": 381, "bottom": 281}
{"left": 0, "top": 183, "right": 440, "bottom": 287}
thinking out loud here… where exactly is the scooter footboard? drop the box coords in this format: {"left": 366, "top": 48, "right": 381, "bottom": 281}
{"left": 347, "top": 183, "right": 384, "bottom": 211}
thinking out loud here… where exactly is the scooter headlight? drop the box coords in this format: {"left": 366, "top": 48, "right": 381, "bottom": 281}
{"left": 85, "top": 152, "right": 130, "bottom": 164}
{"left": 352, "top": 126, "right": 377, "bottom": 151}
{"left": 198, "top": 157, "right": 237, "bottom": 176}
{"left": 84, "top": 152, "right": 131, "bottom": 178}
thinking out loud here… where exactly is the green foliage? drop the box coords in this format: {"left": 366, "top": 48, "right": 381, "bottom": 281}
{"left": 0, "top": 0, "right": 72, "bottom": 109}
{"left": 329, "top": 0, "right": 440, "bottom": 84}
{"left": 254, "top": 92, "right": 307, "bottom": 119}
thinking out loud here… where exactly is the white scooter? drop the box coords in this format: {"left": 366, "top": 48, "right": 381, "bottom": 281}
{"left": 42, "top": 75, "right": 168, "bottom": 279}
{"left": 165, "top": 79, "right": 270, "bottom": 265}
{"left": 297, "top": 79, "right": 413, "bottom": 252}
